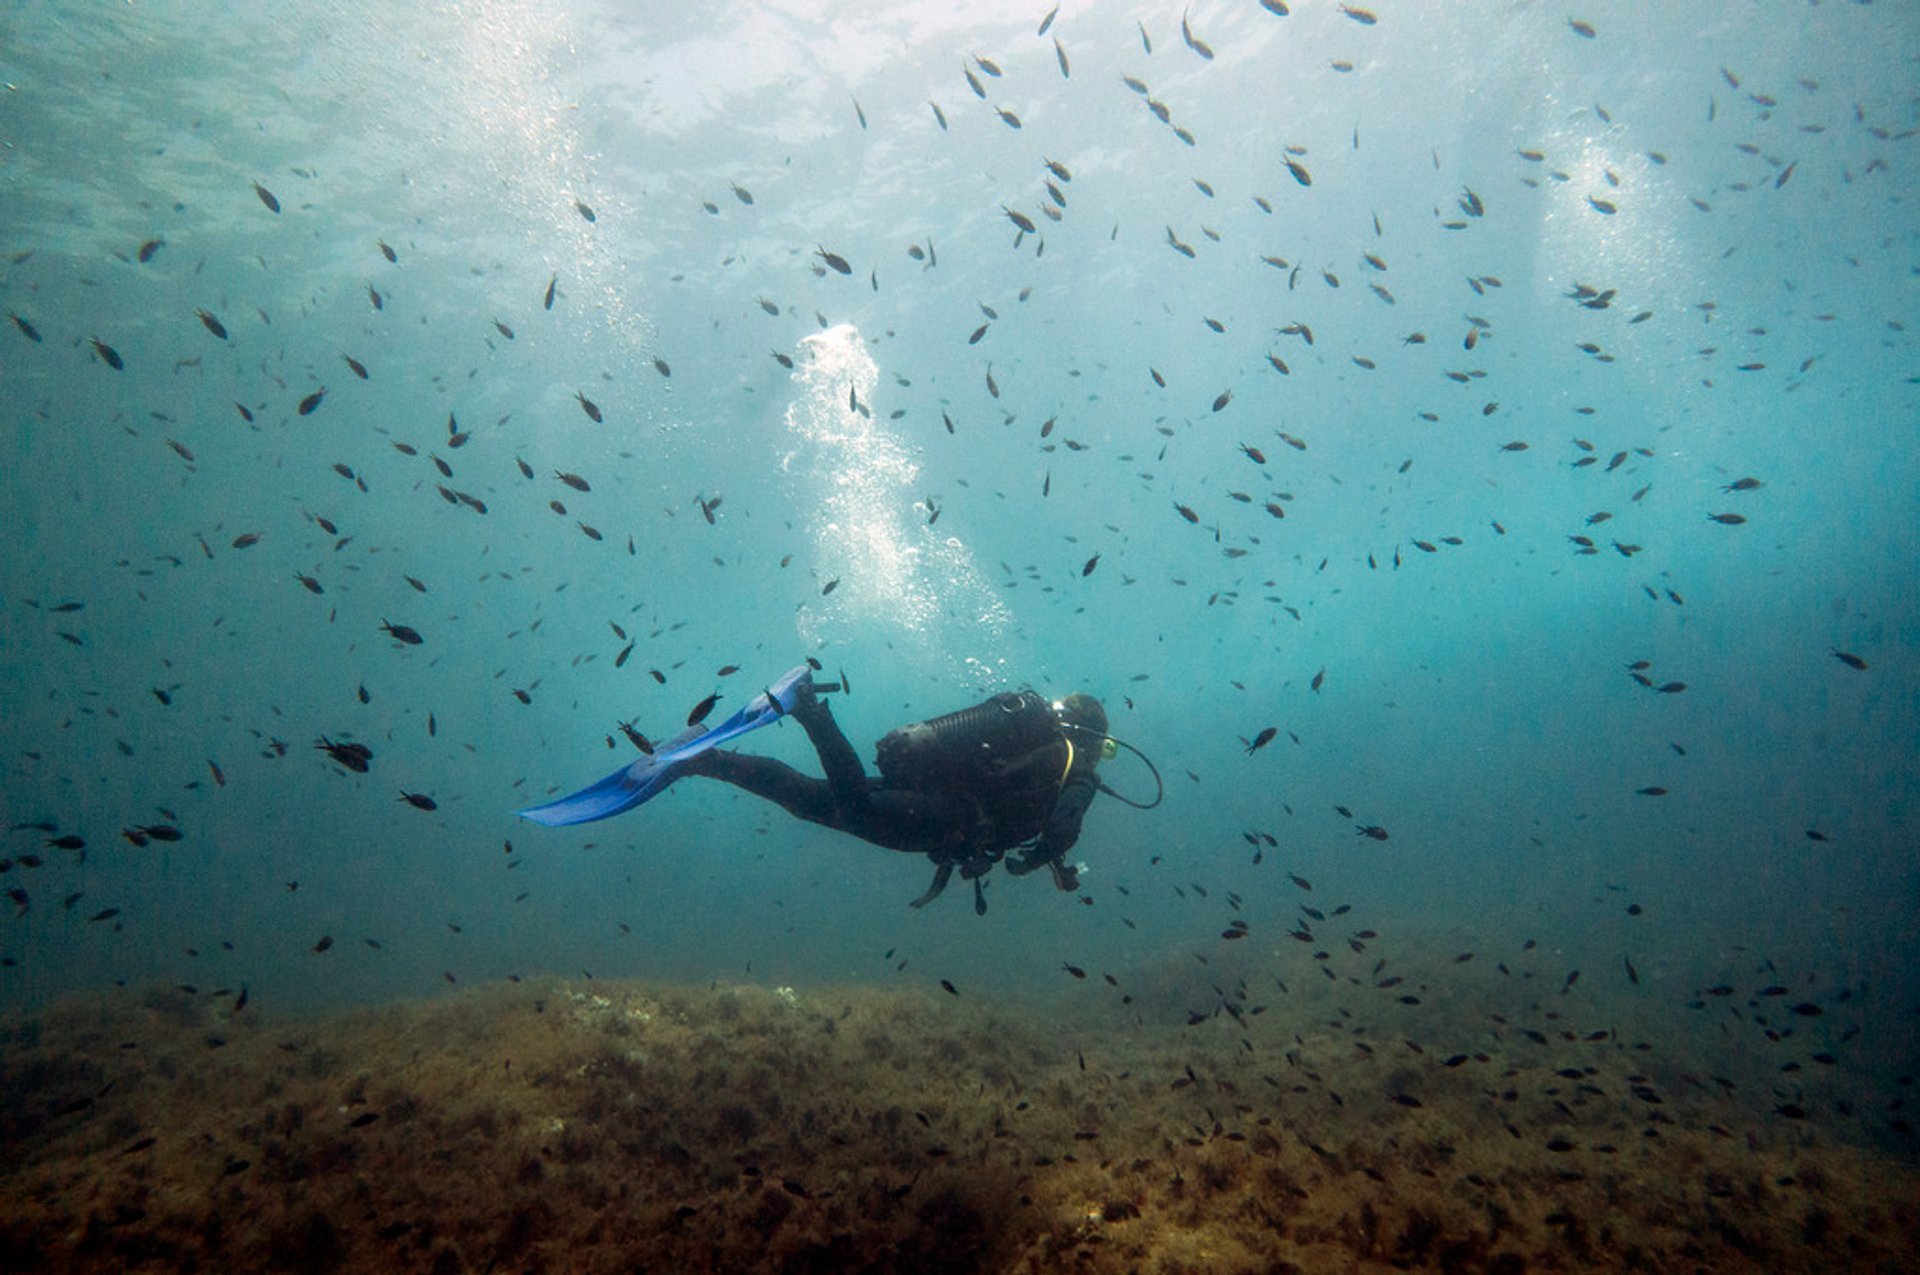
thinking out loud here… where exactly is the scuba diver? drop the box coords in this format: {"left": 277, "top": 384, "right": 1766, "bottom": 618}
{"left": 518, "top": 663, "right": 1160, "bottom": 913}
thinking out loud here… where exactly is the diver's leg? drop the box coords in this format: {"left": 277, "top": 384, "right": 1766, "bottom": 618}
{"left": 845, "top": 787, "right": 978, "bottom": 858}
{"left": 691, "top": 747, "right": 957, "bottom": 858}
{"left": 681, "top": 750, "right": 836, "bottom": 825}
{"left": 791, "top": 694, "right": 871, "bottom": 818}
{"left": 693, "top": 694, "right": 970, "bottom": 861}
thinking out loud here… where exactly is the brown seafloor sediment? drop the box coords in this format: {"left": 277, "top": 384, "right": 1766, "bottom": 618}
{"left": 0, "top": 974, "right": 1915, "bottom": 1274}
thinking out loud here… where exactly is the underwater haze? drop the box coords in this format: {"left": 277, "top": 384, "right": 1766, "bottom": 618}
{"left": 2, "top": 1, "right": 1917, "bottom": 1270}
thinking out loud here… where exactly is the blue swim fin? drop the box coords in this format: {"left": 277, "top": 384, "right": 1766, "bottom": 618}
{"left": 517, "top": 664, "right": 814, "bottom": 827}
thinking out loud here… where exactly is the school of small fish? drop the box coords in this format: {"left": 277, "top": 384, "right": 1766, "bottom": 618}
{"left": 0, "top": 2, "right": 1911, "bottom": 1168}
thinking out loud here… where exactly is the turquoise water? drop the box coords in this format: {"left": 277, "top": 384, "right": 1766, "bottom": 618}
{"left": 1, "top": 0, "right": 1914, "bottom": 1116}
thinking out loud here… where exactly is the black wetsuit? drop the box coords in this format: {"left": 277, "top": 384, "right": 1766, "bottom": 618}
{"left": 684, "top": 691, "right": 1098, "bottom": 907}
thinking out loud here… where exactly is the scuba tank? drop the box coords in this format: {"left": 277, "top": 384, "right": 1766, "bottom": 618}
{"left": 875, "top": 691, "right": 1059, "bottom": 793}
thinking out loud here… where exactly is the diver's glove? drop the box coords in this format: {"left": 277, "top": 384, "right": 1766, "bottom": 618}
{"left": 1004, "top": 843, "right": 1050, "bottom": 876}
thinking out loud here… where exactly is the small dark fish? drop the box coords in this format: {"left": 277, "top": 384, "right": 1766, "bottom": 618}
{"left": 381, "top": 620, "right": 423, "bottom": 645}
{"left": 298, "top": 387, "right": 327, "bottom": 416}
{"left": 687, "top": 692, "right": 721, "bottom": 726}
{"left": 195, "top": 309, "right": 229, "bottom": 340}
{"left": 543, "top": 274, "right": 557, "bottom": 310}
{"left": 1636, "top": 786, "right": 1668, "bottom": 796}
{"left": 1831, "top": 649, "right": 1867, "bottom": 671}
{"left": 556, "top": 471, "right": 590, "bottom": 492}
{"left": 1357, "top": 825, "right": 1389, "bottom": 841}
{"left": 8, "top": 312, "right": 42, "bottom": 342}
{"left": 91, "top": 337, "right": 124, "bottom": 370}
{"left": 252, "top": 180, "right": 281, "bottom": 213}
{"left": 1062, "top": 963, "right": 1087, "bottom": 979}
{"left": 1246, "top": 727, "right": 1277, "bottom": 754}
{"left": 491, "top": 318, "right": 515, "bottom": 340}
{"left": 816, "top": 247, "right": 852, "bottom": 275}
{"left": 821, "top": 577, "right": 840, "bottom": 596}
{"left": 399, "top": 791, "right": 438, "bottom": 811}
{"left": 575, "top": 391, "right": 602, "bottom": 423}
{"left": 316, "top": 737, "right": 372, "bottom": 773}
{"left": 313, "top": 935, "right": 334, "bottom": 953}
{"left": 1707, "top": 512, "right": 1746, "bottom": 525}
{"left": 378, "top": 239, "right": 397, "bottom": 263}
{"left": 939, "top": 979, "right": 959, "bottom": 996}
{"left": 574, "top": 199, "right": 596, "bottom": 223}
{"left": 1082, "top": 553, "right": 1100, "bottom": 577}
